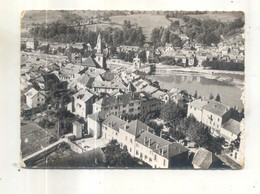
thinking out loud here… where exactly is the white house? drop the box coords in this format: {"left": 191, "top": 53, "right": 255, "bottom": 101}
{"left": 24, "top": 88, "right": 46, "bottom": 108}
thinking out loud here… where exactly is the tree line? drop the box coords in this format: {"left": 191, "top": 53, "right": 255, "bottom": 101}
{"left": 29, "top": 20, "right": 146, "bottom": 47}
{"left": 202, "top": 60, "right": 244, "bottom": 71}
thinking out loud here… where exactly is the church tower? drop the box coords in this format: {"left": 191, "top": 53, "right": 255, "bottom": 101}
{"left": 96, "top": 33, "right": 102, "bottom": 54}
{"left": 95, "top": 33, "right": 106, "bottom": 69}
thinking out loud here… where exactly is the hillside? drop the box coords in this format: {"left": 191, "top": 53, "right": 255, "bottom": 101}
{"left": 109, "top": 14, "right": 171, "bottom": 40}
{"left": 187, "top": 12, "right": 244, "bottom": 23}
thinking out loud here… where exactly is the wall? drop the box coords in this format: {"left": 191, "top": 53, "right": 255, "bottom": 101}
{"left": 87, "top": 117, "right": 101, "bottom": 139}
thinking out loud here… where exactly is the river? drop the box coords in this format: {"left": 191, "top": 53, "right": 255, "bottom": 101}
{"left": 148, "top": 71, "right": 244, "bottom": 110}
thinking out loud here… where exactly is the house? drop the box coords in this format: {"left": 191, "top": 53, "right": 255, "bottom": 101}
{"left": 67, "top": 89, "right": 95, "bottom": 118}
{"left": 187, "top": 99, "right": 209, "bottom": 122}
{"left": 192, "top": 148, "right": 222, "bottom": 169}
{"left": 202, "top": 101, "right": 232, "bottom": 133}
{"left": 102, "top": 117, "right": 189, "bottom": 168}
{"left": 76, "top": 74, "right": 95, "bottom": 90}
{"left": 92, "top": 91, "right": 162, "bottom": 119}
{"left": 92, "top": 80, "right": 126, "bottom": 95}
{"left": 141, "top": 85, "right": 158, "bottom": 94}
{"left": 24, "top": 88, "right": 46, "bottom": 108}
{"left": 151, "top": 90, "right": 168, "bottom": 103}
{"left": 220, "top": 118, "right": 241, "bottom": 142}
{"left": 87, "top": 111, "right": 108, "bottom": 139}
{"left": 133, "top": 56, "right": 141, "bottom": 69}
{"left": 73, "top": 121, "right": 86, "bottom": 139}
{"left": 25, "top": 38, "right": 38, "bottom": 50}
{"left": 187, "top": 100, "right": 232, "bottom": 133}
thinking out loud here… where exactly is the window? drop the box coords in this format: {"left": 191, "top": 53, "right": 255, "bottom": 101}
{"left": 116, "top": 132, "right": 118, "bottom": 136}
{"left": 145, "top": 155, "right": 147, "bottom": 159}
{"left": 140, "top": 153, "right": 143, "bottom": 158}
{"left": 154, "top": 155, "right": 157, "bottom": 161}
{"left": 123, "top": 110, "right": 126, "bottom": 113}
{"left": 149, "top": 158, "right": 152, "bottom": 162}
{"left": 130, "top": 148, "right": 132, "bottom": 152}
{"left": 163, "top": 159, "right": 166, "bottom": 166}
{"left": 129, "top": 103, "right": 134, "bottom": 106}
{"left": 125, "top": 136, "right": 127, "bottom": 141}
{"left": 115, "top": 106, "right": 118, "bottom": 109}
{"left": 138, "top": 107, "right": 141, "bottom": 110}
{"left": 130, "top": 139, "right": 133, "bottom": 143}
{"left": 129, "top": 108, "right": 134, "bottom": 112}
{"left": 123, "top": 105, "right": 126, "bottom": 108}
{"left": 136, "top": 150, "right": 139, "bottom": 155}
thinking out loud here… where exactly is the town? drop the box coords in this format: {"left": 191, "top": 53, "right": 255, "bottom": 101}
{"left": 20, "top": 11, "right": 244, "bottom": 169}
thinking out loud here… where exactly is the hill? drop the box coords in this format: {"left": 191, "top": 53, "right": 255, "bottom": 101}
{"left": 109, "top": 13, "right": 171, "bottom": 41}
{"left": 187, "top": 12, "right": 244, "bottom": 23}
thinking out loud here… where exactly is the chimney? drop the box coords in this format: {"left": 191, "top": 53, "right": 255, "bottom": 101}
{"left": 148, "top": 138, "right": 151, "bottom": 147}
{"left": 153, "top": 131, "right": 156, "bottom": 135}
{"left": 160, "top": 131, "right": 163, "bottom": 138}
{"left": 144, "top": 136, "right": 147, "bottom": 145}
{"left": 161, "top": 149, "right": 164, "bottom": 155}
{"left": 124, "top": 125, "right": 127, "bottom": 130}
{"left": 147, "top": 126, "right": 149, "bottom": 131}
{"left": 156, "top": 143, "right": 160, "bottom": 149}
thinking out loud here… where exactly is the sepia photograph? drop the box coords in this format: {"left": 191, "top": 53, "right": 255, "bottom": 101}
{"left": 20, "top": 10, "right": 245, "bottom": 169}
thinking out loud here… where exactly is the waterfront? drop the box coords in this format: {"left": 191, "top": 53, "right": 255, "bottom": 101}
{"left": 148, "top": 71, "right": 244, "bottom": 109}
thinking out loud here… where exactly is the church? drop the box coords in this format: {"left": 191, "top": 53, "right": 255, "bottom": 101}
{"left": 82, "top": 33, "right": 107, "bottom": 70}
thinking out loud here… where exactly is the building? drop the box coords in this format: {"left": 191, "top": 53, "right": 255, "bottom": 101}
{"left": 24, "top": 88, "right": 46, "bottom": 108}
{"left": 67, "top": 89, "right": 95, "bottom": 118}
{"left": 187, "top": 99, "right": 209, "bottom": 122}
{"left": 133, "top": 56, "right": 141, "bottom": 69}
{"left": 87, "top": 111, "right": 108, "bottom": 139}
{"left": 95, "top": 33, "right": 106, "bottom": 69}
{"left": 202, "top": 101, "right": 232, "bottom": 133}
{"left": 101, "top": 117, "right": 189, "bottom": 168}
{"left": 192, "top": 148, "right": 222, "bottom": 169}
{"left": 92, "top": 80, "right": 126, "bottom": 95}
{"left": 76, "top": 74, "right": 95, "bottom": 90}
{"left": 188, "top": 100, "right": 232, "bottom": 130}
{"left": 220, "top": 118, "right": 241, "bottom": 142}
{"left": 92, "top": 92, "right": 163, "bottom": 119}
{"left": 73, "top": 121, "right": 85, "bottom": 139}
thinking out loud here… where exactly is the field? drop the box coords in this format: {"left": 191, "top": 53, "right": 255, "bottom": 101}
{"left": 187, "top": 12, "right": 244, "bottom": 23}
{"left": 109, "top": 13, "right": 171, "bottom": 41}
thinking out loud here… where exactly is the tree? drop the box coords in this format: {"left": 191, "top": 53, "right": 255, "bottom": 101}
{"left": 215, "top": 93, "right": 221, "bottom": 102}
{"left": 104, "top": 140, "right": 137, "bottom": 167}
{"left": 138, "top": 50, "right": 147, "bottom": 63}
{"left": 147, "top": 121, "right": 163, "bottom": 136}
{"left": 194, "top": 90, "right": 198, "bottom": 98}
{"left": 209, "top": 92, "right": 214, "bottom": 100}
{"left": 160, "top": 100, "right": 186, "bottom": 126}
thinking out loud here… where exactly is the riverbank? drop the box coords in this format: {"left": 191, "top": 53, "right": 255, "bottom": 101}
{"left": 155, "top": 63, "right": 245, "bottom": 76}
{"left": 154, "top": 63, "right": 244, "bottom": 88}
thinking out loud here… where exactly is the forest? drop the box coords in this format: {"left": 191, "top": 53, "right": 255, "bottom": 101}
{"left": 29, "top": 20, "right": 146, "bottom": 47}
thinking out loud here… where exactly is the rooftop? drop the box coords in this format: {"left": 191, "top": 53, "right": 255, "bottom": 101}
{"left": 74, "top": 89, "right": 94, "bottom": 102}
{"left": 192, "top": 148, "right": 220, "bottom": 169}
{"left": 94, "top": 91, "right": 153, "bottom": 107}
{"left": 103, "top": 115, "right": 127, "bottom": 132}
{"left": 221, "top": 118, "right": 241, "bottom": 135}
{"left": 82, "top": 56, "right": 100, "bottom": 68}
{"left": 188, "top": 99, "right": 209, "bottom": 110}
{"left": 203, "top": 101, "right": 230, "bottom": 117}
{"left": 88, "top": 111, "right": 108, "bottom": 122}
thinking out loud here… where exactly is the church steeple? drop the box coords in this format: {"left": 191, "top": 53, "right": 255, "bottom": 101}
{"left": 96, "top": 33, "right": 102, "bottom": 54}
{"left": 95, "top": 33, "right": 106, "bottom": 69}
